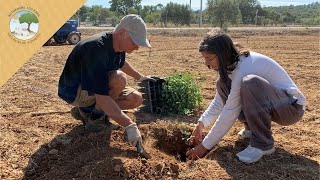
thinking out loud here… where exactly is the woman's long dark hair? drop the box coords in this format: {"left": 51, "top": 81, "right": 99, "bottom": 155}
{"left": 199, "top": 29, "right": 249, "bottom": 83}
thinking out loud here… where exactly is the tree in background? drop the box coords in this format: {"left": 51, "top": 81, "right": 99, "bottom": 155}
{"left": 237, "top": 0, "right": 260, "bottom": 24}
{"left": 98, "top": 8, "right": 112, "bottom": 24}
{"left": 89, "top": 5, "right": 103, "bottom": 25}
{"left": 128, "top": 7, "right": 138, "bottom": 14}
{"left": 141, "top": 5, "right": 152, "bottom": 18}
{"left": 160, "top": 2, "right": 192, "bottom": 26}
{"left": 282, "top": 11, "right": 296, "bottom": 24}
{"left": 145, "top": 11, "right": 162, "bottom": 24}
{"left": 264, "top": 2, "right": 319, "bottom": 26}
{"left": 78, "top": 6, "right": 89, "bottom": 22}
{"left": 303, "top": 2, "right": 320, "bottom": 26}
{"left": 71, "top": 1, "right": 319, "bottom": 27}
{"left": 264, "top": 9, "right": 281, "bottom": 25}
{"left": 109, "top": 0, "right": 141, "bottom": 16}
{"left": 140, "top": 4, "right": 163, "bottom": 24}
{"left": 206, "top": 0, "right": 241, "bottom": 28}
{"left": 19, "top": 13, "right": 39, "bottom": 32}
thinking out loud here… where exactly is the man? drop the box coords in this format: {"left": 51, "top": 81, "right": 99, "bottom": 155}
{"left": 58, "top": 14, "right": 153, "bottom": 147}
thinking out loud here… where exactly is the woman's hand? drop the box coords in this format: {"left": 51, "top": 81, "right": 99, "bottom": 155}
{"left": 189, "top": 121, "right": 204, "bottom": 146}
{"left": 186, "top": 143, "right": 209, "bottom": 160}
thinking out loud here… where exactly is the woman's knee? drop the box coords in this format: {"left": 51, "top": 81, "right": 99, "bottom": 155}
{"left": 109, "top": 71, "right": 127, "bottom": 88}
{"left": 240, "top": 75, "right": 270, "bottom": 106}
{"left": 242, "top": 74, "right": 260, "bottom": 86}
{"left": 241, "top": 75, "right": 268, "bottom": 91}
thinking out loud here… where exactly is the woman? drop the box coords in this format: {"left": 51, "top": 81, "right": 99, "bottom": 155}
{"left": 186, "top": 29, "right": 305, "bottom": 163}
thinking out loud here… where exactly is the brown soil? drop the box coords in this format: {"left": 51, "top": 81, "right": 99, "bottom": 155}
{"left": 0, "top": 29, "right": 319, "bottom": 179}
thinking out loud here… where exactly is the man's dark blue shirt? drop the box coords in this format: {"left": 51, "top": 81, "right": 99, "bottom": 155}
{"left": 58, "top": 32, "right": 125, "bottom": 104}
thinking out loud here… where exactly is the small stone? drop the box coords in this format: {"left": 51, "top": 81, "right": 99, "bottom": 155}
{"left": 36, "top": 148, "right": 48, "bottom": 156}
{"left": 222, "top": 152, "right": 233, "bottom": 161}
{"left": 11, "top": 164, "right": 18, "bottom": 169}
{"left": 48, "top": 141, "right": 57, "bottom": 149}
{"left": 155, "top": 163, "right": 164, "bottom": 172}
{"left": 49, "top": 149, "right": 58, "bottom": 155}
{"left": 114, "top": 165, "right": 121, "bottom": 172}
{"left": 170, "top": 163, "right": 180, "bottom": 173}
{"left": 55, "top": 135, "right": 72, "bottom": 145}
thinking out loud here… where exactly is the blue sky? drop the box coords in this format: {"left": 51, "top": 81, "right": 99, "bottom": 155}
{"left": 84, "top": 0, "right": 319, "bottom": 10}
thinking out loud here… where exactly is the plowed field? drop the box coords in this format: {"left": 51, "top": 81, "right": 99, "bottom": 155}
{"left": 1, "top": 28, "right": 319, "bottom": 179}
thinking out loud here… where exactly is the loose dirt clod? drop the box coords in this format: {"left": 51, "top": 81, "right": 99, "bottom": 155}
{"left": 113, "top": 165, "right": 121, "bottom": 172}
{"left": 139, "top": 151, "right": 152, "bottom": 159}
{"left": 48, "top": 149, "right": 58, "bottom": 155}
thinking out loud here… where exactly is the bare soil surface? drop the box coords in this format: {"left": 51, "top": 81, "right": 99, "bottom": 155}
{"left": 0, "top": 29, "right": 319, "bottom": 179}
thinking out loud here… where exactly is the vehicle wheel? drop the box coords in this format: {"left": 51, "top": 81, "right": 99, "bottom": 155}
{"left": 53, "top": 35, "right": 67, "bottom": 44}
{"left": 43, "top": 38, "right": 52, "bottom": 46}
{"left": 67, "top": 33, "right": 81, "bottom": 45}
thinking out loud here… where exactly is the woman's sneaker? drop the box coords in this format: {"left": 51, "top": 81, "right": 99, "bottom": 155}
{"left": 238, "top": 128, "right": 252, "bottom": 139}
{"left": 236, "top": 145, "right": 275, "bottom": 163}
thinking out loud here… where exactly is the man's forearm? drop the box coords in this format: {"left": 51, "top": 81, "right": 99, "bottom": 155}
{"left": 120, "top": 61, "right": 142, "bottom": 80}
{"left": 95, "top": 94, "right": 134, "bottom": 126}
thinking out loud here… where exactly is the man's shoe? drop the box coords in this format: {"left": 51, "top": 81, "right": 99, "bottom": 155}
{"left": 238, "top": 128, "right": 252, "bottom": 139}
{"left": 236, "top": 145, "right": 275, "bottom": 164}
{"left": 85, "top": 113, "right": 109, "bottom": 132}
{"left": 70, "top": 107, "right": 90, "bottom": 125}
{"left": 71, "top": 107, "right": 116, "bottom": 132}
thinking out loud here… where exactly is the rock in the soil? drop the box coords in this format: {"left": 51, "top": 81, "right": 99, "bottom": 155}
{"left": 55, "top": 135, "right": 72, "bottom": 145}
{"left": 141, "top": 159, "right": 148, "bottom": 164}
{"left": 11, "top": 164, "right": 18, "bottom": 169}
{"left": 49, "top": 149, "right": 59, "bottom": 155}
{"left": 222, "top": 152, "right": 233, "bottom": 161}
{"left": 155, "top": 162, "right": 164, "bottom": 172}
{"left": 170, "top": 163, "right": 180, "bottom": 173}
{"left": 114, "top": 165, "right": 121, "bottom": 172}
{"left": 48, "top": 141, "right": 57, "bottom": 149}
{"left": 36, "top": 148, "right": 48, "bottom": 156}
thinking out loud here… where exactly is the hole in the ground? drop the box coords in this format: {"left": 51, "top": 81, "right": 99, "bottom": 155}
{"left": 145, "top": 123, "right": 194, "bottom": 162}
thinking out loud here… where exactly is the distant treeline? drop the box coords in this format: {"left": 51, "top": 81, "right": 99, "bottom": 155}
{"left": 264, "top": 3, "right": 320, "bottom": 26}
{"left": 71, "top": 0, "right": 320, "bottom": 27}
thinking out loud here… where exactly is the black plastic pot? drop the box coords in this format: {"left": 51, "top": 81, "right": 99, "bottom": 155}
{"left": 138, "top": 76, "right": 165, "bottom": 114}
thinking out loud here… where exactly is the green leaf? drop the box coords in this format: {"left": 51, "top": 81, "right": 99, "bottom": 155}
{"left": 159, "top": 72, "right": 203, "bottom": 116}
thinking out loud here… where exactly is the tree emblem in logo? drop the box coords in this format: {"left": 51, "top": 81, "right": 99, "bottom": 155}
{"left": 10, "top": 10, "right": 39, "bottom": 40}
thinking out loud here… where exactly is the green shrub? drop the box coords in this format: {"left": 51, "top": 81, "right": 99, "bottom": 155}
{"left": 160, "top": 73, "right": 203, "bottom": 116}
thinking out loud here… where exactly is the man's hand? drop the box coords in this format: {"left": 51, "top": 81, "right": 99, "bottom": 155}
{"left": 186, "top": 143, "right": 209, "bottom": 160}
{"left": 137, "top": 75, "right": 156, "bottom": 82}
{"left": 124, "top": 123, "right": 142, "bottom": 146}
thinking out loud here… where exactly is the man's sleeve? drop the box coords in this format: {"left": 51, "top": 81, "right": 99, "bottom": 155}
{"left": 80, "top": 46, "right": 109, "bottom": 95}
{"left": 119, "top": 52, "right": 126, "bottom": 68}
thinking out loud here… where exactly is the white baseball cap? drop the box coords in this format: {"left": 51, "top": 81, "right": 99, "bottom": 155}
{"left": 115, "top": 14, "right": 151, "bottom": 48}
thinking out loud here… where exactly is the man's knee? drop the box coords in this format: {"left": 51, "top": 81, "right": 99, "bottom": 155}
{"left": 109, "top": 71, "right": 127, "bottom": 89}
{"left": 127, "top": 91, "right": 143, "bottom": 107}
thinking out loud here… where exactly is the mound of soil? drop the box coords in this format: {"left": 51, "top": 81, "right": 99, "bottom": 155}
{"left": 22, "top": 121, "right": 195, "bottom": 179}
